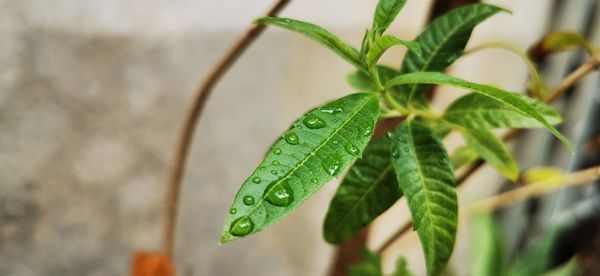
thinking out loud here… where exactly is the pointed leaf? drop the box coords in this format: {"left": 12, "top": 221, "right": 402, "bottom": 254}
{"left": 366, "top": 35, "right": 421, "bottom": 67}
{"left": 372, "top": 0, "right": 407, "bottom": 36}
{"left": 444, "top": 93, "right": 561, "bottom": 129}
{"left": 390, "top": 120, "right": 457, "bottom": 276}
{"left": 531, "top": 31, "right": 596, "bottom": 57}
{"left": 323, "top": 136, "right": 401, "bottom": 244}
{"left": 221, "top": 93, "right": 380, "bottom": 243}
{"left": 386, "top": 72, "right": 570, "bottom": 148}
{"left": 394, "top": 4, "right": 506, "bottom": 108}
{"left": 462, "top": 128, "right": 519, "bottom": 181}
{"left": 257, "top": 17, "right": 363, "bottom": 69}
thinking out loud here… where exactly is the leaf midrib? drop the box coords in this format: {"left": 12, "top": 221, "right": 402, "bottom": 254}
{"left": 406, "top": 122, "right": 438, "bottom": 268}
{"left": 406, "top": 12, "right": 489, "bottom": 103}
{"left": 326, "top": 164, "right": 394, "bottom": 241}
{"left": 243, "top": 94, "right": 377, "bottom": 226}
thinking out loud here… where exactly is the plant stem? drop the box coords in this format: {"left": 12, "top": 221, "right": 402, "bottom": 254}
{"left": 465, "top": 165, "right": 600, "bottom": 215}
{"left": 375, "top": 54, "right": 600, "bottom": 254}
{"left": 162, "top": 0, "right": 292, "bottom": 258}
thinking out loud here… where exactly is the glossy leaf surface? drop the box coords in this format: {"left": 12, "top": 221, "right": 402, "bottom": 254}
{"left": 390, "top": 120, "right": 457, "bottom": 276}
{"left": 394, "top": 4, "right": 506, "bottom": 108}
{"left": 323, "top": 136, "right": 401, "bottom": 244}
{"left": 221, "top": 93, "right": 380, "bottom": 243}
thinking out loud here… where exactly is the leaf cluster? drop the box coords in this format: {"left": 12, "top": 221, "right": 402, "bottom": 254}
{"left": 221, "top": 1, "right": 569, "bottom": 275}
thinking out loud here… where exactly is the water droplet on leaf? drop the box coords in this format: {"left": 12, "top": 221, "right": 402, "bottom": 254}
{"left": 243, "top": 195, "right": 255, "bottom": 206}
{"left": 344, "top": 143, "right": 360, "bottom": 156}
{"left": 311, "top": 178, "right": 318, "bottom": 184}
{"left": 252, "top": 177, "right": 261, "bottom": 184}
{"left": 263, "top": 182, "right": 293, "bottom": 207}
{"left": 230, "top": 216, "right": 254, "bottom": 236}
{"left": 320, "top": 103, "right": 344, "bottom": 114}
{"left": 229, "top": 208, "right": 237, "bottom": 214}
{"left": 272, "top": 160, "right": 280, "bottom": 166}
{"left": 392, "top": 150, "right": 400, "bottom": 158}
{"left": 303, "top": 115, "right": 326, "bottom": 129}
{"left": 284, "top": 132, "right": 300, "bottom": 145}
{"left": 323, "top": 158, "right": 342, "bottom": 176}
{"left": 332, "top": 140, "right": 339, "bottom": 145}
{"left": 361, "top": 127, "right": 373, "bottom": 137}
{"left": 273, "top": 148, "right": 282, "bottom": 155}
{"left": 271, "top": 170, "right": 278, "bottom": 175}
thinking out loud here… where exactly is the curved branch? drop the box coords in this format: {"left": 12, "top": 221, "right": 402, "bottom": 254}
{"left": 163, "top": 0, "right": 292, "bottom": 258}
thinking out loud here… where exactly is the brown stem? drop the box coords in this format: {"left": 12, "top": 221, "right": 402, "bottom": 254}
{"left": 375, "top": 54, "right": 600, "bottom": 254}
{"left": 162, "top": 0, "right": 292, "bottom": 258}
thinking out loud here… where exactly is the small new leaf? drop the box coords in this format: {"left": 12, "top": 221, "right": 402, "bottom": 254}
{"left": 450, "top": 145, "right": 479, "bottom": 170}
{"left": 221, "top": 93, "right": 379, "bottom": 243}
{"left": 366, "top": 36, "right": 421, "bottom": 67}
{"left": 386, "top": 72, "right": 570, "bottom": 149}
{"left": 390, "top": 120, "right": 457, "bottom": 276}
{"left": 323, "top": 136, "right": 401, "bottom": 244}
{"left": 372, "top": 0, "right": 407, "bottom": 36}
{"left": 257, "top": 17, "right": 364, "bottom": 70}
{"left": 347, "top": 65, "right": 402, "bottom": 92}
{"left": 462, "top": 128, "right": 519, "bottom": 181}
{"left": 395, "top": 4, "right": 507, "bottom": 108}
{"left": 444, "top": 93, "right": 561, "bottom": 129}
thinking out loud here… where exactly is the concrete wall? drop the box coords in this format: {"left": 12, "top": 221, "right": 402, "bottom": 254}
{"left": 0, "top": 0, "right": 556, "bottom": 275}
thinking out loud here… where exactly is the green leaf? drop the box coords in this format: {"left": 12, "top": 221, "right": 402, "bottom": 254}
{"left": 386, "top": 72, "right": 570, "bottom": 149}
{"left": 372, "top": 0, "right": 407, "bottom": 36}
{"left": 450, "top": 145, "right": 479, "bottom": 170}
{"left": 257, "top": 17, "right": 363, "bottom": 69}
{"left": 390, "top": 120, "right": 457, "bottom": 276}
{"left": 347, "top": 65, "right": 402, "bottom": 92}
{"left": 444, "top": 93, "right": 561, "bottom": 129}
{"left": 394, "top": 257, "right": 414, "bottom": 276}
{"left": 462, "top": 128, "right": 519, "bottom": 181}
{"left": 323, "top": 136, "right": 401, "bottom": 244}
{"left": 470, "top": 215, "right": 505, "bottom": 276}
{"left": 394, "top": 4, "right": 506, "bottom": 108}
{"left": 349, "top": 249, "right": 383, "bottom": 276}
{"left": 221, "top": 93, "right": 380, "bottom": 243}
{"left": 366, "top": 35, "right": 421, "bottom": 67}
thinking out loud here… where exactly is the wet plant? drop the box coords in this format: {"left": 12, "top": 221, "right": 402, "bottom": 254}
{"left": 217, "top": 1, "right": 580, "bottom": 275}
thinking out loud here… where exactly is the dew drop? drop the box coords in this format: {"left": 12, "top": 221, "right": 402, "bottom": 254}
{"left": 311, "top": 178, "right": 318, "bottom": 184}
{"left": 272, "top": 160, "right": 280, "bottom": 166}
{"left": 392, "top": 150, "right": 400, "bottom": 158}
{"left": 229, "top": 207, "right": 237, "bottom": 215}
{"left": 263, "top": 182, "right": 294, "bottom": 207}
{"left": 332, "top": 140, "right": 339, "bottom": 145}
{"left": 284, "top": 132, "right": 300, "bottom": 145}
{"left": 243, "top": 195, "right": 255, "bottom": 206}
{"left": 361, "top": 126, "right": 373, "bottom": 137}
{"left": 344, "top": 143, "right": 360, "bottom": 156}
{"left": 320, "top": 103, "right": 344, "bottom": 114}
{"left": 303, "top": 115, "right": 326, "bottom": 129}
{"left": 323, "top": 158, "right": 342, "bottom": 176}
{"left": 271, "top": 170, "right": 278, "bottom": 175}
{"left": 252, "top": 177, "right": 261, "bottom": 184}
{"left": 259, "top": 166, "right": 266, "bottom": 171}
{"left": 230, "top": 216, "right": 254, "bottom": 236}
{"left": 273, "top": 148, "right": 282, "bottom": 155}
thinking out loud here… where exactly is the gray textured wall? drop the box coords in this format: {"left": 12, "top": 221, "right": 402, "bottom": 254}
{"left": 0, "top": 0, "right": 559, "bottom": 275}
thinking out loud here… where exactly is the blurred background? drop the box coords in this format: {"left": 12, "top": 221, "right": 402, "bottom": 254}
{"left": 0, "top": 0, "right": 598, "bottom": 275}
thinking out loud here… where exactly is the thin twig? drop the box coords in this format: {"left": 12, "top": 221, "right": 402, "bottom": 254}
{"left": 465, "top": 165, "right": 600, "bottom": 215}
{"left": 375, "top": 54, "right": 600, "bottom": 254}
{"left": 162, "top": 0, "right": 292, "bottom": 258}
